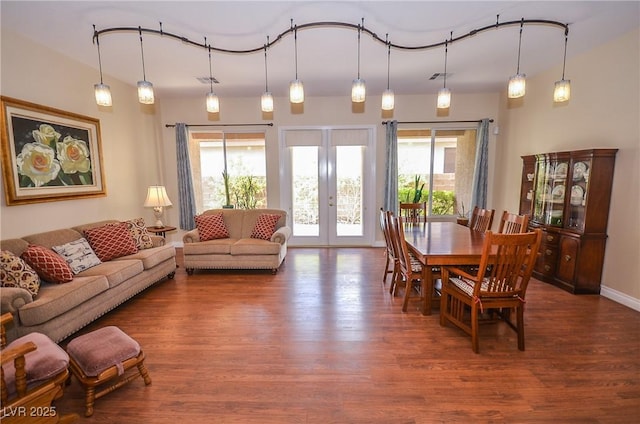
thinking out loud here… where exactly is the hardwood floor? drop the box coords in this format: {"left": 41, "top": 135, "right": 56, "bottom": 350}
{"left": 54, "top": 247, "right": 640, "bottom": 423}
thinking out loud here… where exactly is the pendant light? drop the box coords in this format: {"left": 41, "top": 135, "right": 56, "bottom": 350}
{"left": 261, "top": 36, "right": 274, "bottom": 112}
{"left": 289, "top": 24, "right": 304, "bottom": 104}
{"left": 205, "top": 39, "right": 219, "bottom": 113}
{"left": 137, "top": 27, "right": 154, "bottom": 104}
{"left": 437, "top": 35, "right": 452, "bottom": 109}
{"left": 554, "top": 27, "right": 571, "bottom": 102}
{"left": 508, "top": 19, "right": 526, "bottom": 99}
{"left": 93, "top": 27, "right": 112, "bottom": 107}
{"left": 381, "top": 35, "right": 394, "bottom": 111}
{"left": 351, "top": 20, "right": 366, "bottom": 103}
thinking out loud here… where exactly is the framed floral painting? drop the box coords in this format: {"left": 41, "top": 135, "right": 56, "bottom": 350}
{"left": 1, "top": 96, "right": 106, "bottom": 205}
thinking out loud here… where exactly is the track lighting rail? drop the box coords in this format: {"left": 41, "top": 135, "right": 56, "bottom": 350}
{"left": 93, "top": 17, "right": 568, "bottom": 54}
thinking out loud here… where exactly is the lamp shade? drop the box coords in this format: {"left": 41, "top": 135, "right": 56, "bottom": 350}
{"left": 508, "top": 73, "right": 526, "bottom": 98}
{"left": 94, "top": 83, "right": 112, "bottom": 107}
{"left": 289, "top": 79, "right": 304, "bottom": 103}
{"left": 351, "top": 78, "right": 366, "bottom": 103}
{"left": 554, "top": 79, "right": 571, "bottom": 102}
{"left": 381, "top": 89, "right": 394, "bottom": 111}
{"left": 144, "top": 186, "right": 172, "bottom": 208}
{"left": 437, "top": 87, "right": 451, "bottom": 109}
{"left": 206, "top": 91, "right": 220, "bottom": 113}
{"left": 137, "top": 80, "right": 154, "bottom": 104}
{"left": 261, "top": 91, "right": 274, "bottom": 112}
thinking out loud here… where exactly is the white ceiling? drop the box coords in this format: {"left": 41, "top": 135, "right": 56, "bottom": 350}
{"left": 2, "top": 1, "right": 639, "bottom": 100}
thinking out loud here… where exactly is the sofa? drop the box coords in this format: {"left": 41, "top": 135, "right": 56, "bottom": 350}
{"left": 0, "top": 219, "right": 176, "bottom": 343}
{"left": 182, "top": 208, "right": 291, "bottom": 274}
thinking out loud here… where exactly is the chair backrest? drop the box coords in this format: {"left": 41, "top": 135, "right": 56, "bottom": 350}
{"left": 469, "top": 207, "right": 495, "bottom": 232}
{"left": 399, "top": 202, "right": 427, "bottom": 223}
{"left": 473, "top": 229, "right": 542, "bottom": 297}
{"left": 379, "top": 208, "right": 393, "bottom": 253}
{"left": 388, "top": 215, "right": 411, "bottom": 278}
{"left": 497, "top": 211, "right": 530, "bottom": 234}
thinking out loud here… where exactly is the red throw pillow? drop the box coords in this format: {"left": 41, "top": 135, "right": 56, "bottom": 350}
{"left": 195, "top": 213, "right": 229, "bottom": 241}
{"left": 251, "top": 214, "right": 281, "bottom": 240}
{"left": 84, "top": 222, "right": 138, "bottom": 262}
{"left": 21, "top": 245, "right": 73, "bottom": 284}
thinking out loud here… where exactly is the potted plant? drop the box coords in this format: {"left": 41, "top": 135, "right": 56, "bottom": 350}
{"left": 456, "top": 201, "right": 469, "bottom": 226}
{"left": 222, "top": 170, "right": 234, "bottom": 208}
{"left": 406, "top": 175, "right": 425, "bottom": 203}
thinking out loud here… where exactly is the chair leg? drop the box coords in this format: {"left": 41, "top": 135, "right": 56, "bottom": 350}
{"left": 471, "top": 303, "right": 480, "bottom": 354}
{"left": 84, "top": 386, "right": 96, "bottom": 417}
{"left": 517, "top": 306, "right": 525, "bottom": 351}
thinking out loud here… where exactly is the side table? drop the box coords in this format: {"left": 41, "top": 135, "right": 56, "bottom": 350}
{"left": 146, "top": 225, "right": 176, "bottom": 238}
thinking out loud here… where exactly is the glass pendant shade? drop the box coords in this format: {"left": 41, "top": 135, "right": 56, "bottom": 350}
{"left": 261, "top": 91, "right": 274, "bottom": 112}
{"left": 351, "top": 78, "right": 366, "bottom": 103}
{"left": 206, "top": 91, "right": 220, "bottom": 113}
{"left": 553, "top": 79, "right": 571, "bottom": 102}
{"left": 290, "top": 79, "right": 304, "bottom": 104}
{"left": 437, "top": 87, "right": 451, "bottom": 109}
{"left": 94, "top": 83, "right": 112, "bottom": 107}
{"left": 381, "top": 89, "right": 394, "bottom": 111}
{"left": 508, "top": 73, "right": 526, "bottom": 98}
{"left": 137, "top": 80, "right": 154, "bottom": 104}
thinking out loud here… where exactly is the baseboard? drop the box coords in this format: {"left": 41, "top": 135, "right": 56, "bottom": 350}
{"left": 600, "top": 285, "right": 640, "bottom": 312}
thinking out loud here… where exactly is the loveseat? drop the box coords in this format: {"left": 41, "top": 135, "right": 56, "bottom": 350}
{"left": 182, "top": 208, "right": 291, "bottom": 274}
{"left": 0, "top": 219, "right": 176, "bottom": 343}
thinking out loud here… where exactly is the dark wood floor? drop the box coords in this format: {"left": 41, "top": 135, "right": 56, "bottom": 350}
{"left": 55, "top": 247, "right": 640, "bottom": 423}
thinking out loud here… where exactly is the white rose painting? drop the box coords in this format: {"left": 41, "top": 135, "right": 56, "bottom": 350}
{"left": 1, "top": 97, "right": 106, "bottom": 205}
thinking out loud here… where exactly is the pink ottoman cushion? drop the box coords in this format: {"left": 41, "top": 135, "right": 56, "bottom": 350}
{"left": 67, "top": 326, "right": 140, "bottom": 377}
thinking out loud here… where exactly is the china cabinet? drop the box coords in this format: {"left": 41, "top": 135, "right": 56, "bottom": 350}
{"left": 519, "top": 149, "right": 617, "bottom": 294}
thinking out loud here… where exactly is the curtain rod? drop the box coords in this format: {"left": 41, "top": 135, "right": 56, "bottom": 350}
{"left": 382, "top": 119, "right": 493, "bottom": 125}
{"left": 165, "top": 123, "right": 273, "bottom": 128}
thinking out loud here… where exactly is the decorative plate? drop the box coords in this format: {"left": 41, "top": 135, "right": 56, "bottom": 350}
{"left": 573, "top": 161, "right": 588, "bottom": 180}
{"left": 570, "top": 185, "right": 584, "bottom": 205}
{"left": 552, "top": 184, "right": 565, "bottom": 200}
{"left": 554, "top": 163, "right": 568, "bottom": 179}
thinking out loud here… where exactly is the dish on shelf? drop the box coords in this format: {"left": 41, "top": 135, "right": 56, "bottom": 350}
{"left": 570, "top": 185, "right": 584, "bottom": 205}
{"left": 554, "top": 163, "right": 568, "bottom": 179}
{"left": 545, "top": 164, "right": 555, "bottom": 178}
{"left": 551, "top": 184, "right": 565, "bottom": 200}
{"left": 573, "top": 161, "right": 588, "bottom": 180}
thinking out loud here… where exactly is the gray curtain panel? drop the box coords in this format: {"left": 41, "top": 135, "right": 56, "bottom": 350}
{"left": 383, "top": 120, "right": 398, "bottom": 214}
{"left": 471, "top": 118, "right": 490, "bottom": 210}
{"left": 175, "top": 123, "right": 196, "bottom": 230}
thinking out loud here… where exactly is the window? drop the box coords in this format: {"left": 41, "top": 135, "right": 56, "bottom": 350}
{"left": 188, "top": 131, "right": 267, "bottom": 212}
{"left": 397, "top": 128, "right": 476, "bottom": 216}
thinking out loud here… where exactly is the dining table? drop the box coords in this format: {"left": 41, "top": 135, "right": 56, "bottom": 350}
{"left": 403, "top": 221, "right": 487, "bottom": 315}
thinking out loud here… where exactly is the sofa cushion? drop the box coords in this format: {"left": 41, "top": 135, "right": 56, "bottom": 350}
{"left": 125, "top": 217, "right": 154, "bottom": 250}
{"left": 84, "top": 222, "right": 138, "bottom": 262}
{"left": 52, "top": 237, "right": 102, "bottom": 274}
{"left": 2, "top": 332, "right": 69, "bottom": 396}
{"left": 21, "top": 245, "right": 74, "bottom": 284}
{"left": 115, "top": 244, "right": 175, "bottom": 270}
{"left": 76, "top": 259, "right": 143, "bottom": 288}
{"left": 251, "top": 213, "right": 282, "bottom": 240}
{"left": 0, "top": 250, "right": 41, "bottom": 296}
{"left": 230, "top": 238, "right": 281, "bottom": 256}
{"left": 183, "top": 238, "right": 236, "bottom": 255}
{"left": 18, "top": 275, "right": 109, "bottom": 327}
{"left": 195, "top": 213, "right": 229, "bottom": 241}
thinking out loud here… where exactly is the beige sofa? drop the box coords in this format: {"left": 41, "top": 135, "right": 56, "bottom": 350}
{"left": 1, "top": 220, "right": 176, "bottom": 343}
{"left": 182, "top": 208, "right": 291, "bottom": 274}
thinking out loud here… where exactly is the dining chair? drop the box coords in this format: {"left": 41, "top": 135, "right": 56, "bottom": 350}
{"left": 439, "top": 229, "right": 542, "bottom": 353}
{"left": 399, "top": 202, "right": 427, "bottom": 223}
{"left": 379, "top": 208, "right": 398, "bottom": 287}
{"left": 469, "top": 206, "right": 495, "bottom": 232}
{"left": 497, "top": 211, "right": 530, "bottom": 234}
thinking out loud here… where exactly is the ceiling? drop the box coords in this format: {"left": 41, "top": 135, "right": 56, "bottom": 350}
{"left": 2, "top": 1, "right": 639, "bottom": 100}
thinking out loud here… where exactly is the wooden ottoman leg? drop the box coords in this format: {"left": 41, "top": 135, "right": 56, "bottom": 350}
{"left": 85, "top": 385, "right": 96, "bottom": 417}
{"left": 137, "top": 359, "right": 152, "bottom": 386}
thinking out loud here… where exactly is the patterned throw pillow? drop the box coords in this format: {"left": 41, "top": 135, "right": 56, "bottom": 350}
{"left": 194, "top": 213, "right": 229, "bottom": 241}
{"left": 0, "top": 250, "right": 41, "bottom": 296}
{"left": 250, "top": 214, "right": 282, "bottom": 240}
{"left": 52, "top": 238, "right": 102, "bottom": 274}
{"left": 84, "top": 222, "right": 138, "bottom": 262}
{"left": 125, "top": 217, "right": 154, "bottom": 250}
{"left": 21, "top": 245, "right": 73, "bottom": 284}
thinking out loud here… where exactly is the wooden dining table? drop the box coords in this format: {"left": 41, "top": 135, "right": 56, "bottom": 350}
{"left": 403, "top": 221, "right": 487, "bottom": 315}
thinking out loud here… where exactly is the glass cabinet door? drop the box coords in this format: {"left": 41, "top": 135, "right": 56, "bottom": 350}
{"left": 567, "top": 158, "right": 591, "bottom": 231}
{"left": 533, "top": 157, "right": 568, "bottom": 227}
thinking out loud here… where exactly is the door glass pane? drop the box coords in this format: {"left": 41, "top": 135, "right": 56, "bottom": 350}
{"left": 336, "top": 146, "right": 363, "bottom": 236}
{"left": 291, "top": 146, "right": 319, "bottom": 236}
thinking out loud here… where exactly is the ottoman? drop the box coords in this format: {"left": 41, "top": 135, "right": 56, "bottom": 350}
{"left": 66, "top": 326, "right": 151, "bottom": 417}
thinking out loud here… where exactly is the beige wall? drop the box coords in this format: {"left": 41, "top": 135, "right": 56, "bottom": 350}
{"left": 0, "top": 31, "right": 163, "bottom": 239}
{"left": 495, "top": 28, "right": 640, "bottom": 305}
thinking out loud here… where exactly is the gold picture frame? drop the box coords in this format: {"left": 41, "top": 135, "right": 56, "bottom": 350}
{"left": 1, "top": 96, "right": 107, "bottom": 205}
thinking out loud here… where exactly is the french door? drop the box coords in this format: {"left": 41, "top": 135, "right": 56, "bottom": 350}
{"left": 280, "top": 126, "right": 375, "bottom": 246}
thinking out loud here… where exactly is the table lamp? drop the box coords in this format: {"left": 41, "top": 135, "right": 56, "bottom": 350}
{"left": 144, "top": 185, "right": 172, "bottom": 228}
